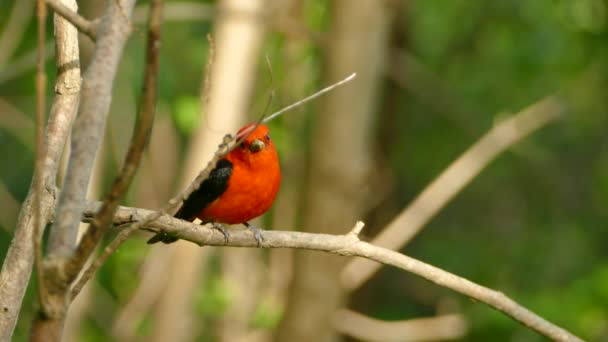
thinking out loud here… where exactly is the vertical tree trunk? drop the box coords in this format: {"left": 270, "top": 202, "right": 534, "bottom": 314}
{"left": 151, "top": 0, "right": 265, "bottom": 340}
{"left": 276, "top": 1, "right": 391, "bottom": 341}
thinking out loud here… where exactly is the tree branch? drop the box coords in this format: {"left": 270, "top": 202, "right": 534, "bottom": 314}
{"left": 79, "top": 203, "right": 583, "bottom": 342}
{"left": 341, "top": 96, "right": 564, "bottom": 291}
{"left": 47, "top": 0, "right": 137, "bottom": 264}
{"left": 68, "top": 0, "right": 162, "bottom": 294}
{"left": 45, "top": 0, "right": 97, "bottom": 40}
{"left": 70, "top": 133, "right": 234, "bottom": 299}
{"left": 33, "top": 0, "right": 48, "bottom": 310}
{"left": 0, "top": 0, "right": 81, "bottom": 339}
{"left": 35, "top": 0, "right": 137, "bottom": 337}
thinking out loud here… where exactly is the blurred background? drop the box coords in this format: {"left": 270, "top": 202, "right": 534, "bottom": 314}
{"left": 1, "top": 0, "right": 608, "bottom": 341}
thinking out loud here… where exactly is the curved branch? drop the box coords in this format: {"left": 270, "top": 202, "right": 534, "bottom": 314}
{"left": 45, "top": 0, "right": 97, "bottom": 40}
{"left": 81, "top": 203, "right": 582, "bottom": 342}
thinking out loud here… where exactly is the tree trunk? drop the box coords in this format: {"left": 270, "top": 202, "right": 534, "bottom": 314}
{"left": 275, "top": 1, "right": 391, "bottom": 341}
{"left": 151, "top": 0, "right": 265, "bottom": 340}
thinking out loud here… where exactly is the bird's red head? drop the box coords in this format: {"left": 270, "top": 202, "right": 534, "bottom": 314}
{"left": 229, "top": 123, "right": 278, "bottom": 167}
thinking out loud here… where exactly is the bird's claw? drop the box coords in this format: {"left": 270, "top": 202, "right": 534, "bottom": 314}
{"left": 147, "top": 231, "right": 179, "bottom": 244}
{"left": 244, "top": 222, "right": 264, "bottom": 247}
{"left": 210, "top": 222, "right": 230, "bottom": 244}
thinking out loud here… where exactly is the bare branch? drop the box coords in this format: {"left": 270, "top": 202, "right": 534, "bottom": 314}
{"left": 0, "top": 0, "right": 81, "bottom": 339}
{"left": 341, "top": 96, "right": 564, "bottom": 291}
{"left": 33, "top": 0, "right": 48, "bottom": 309}
{"left": 69, "top": 0, "right": 163, "bottom": 292}
{"left": 333, "top": 310, "right": 468, "bottom": 342}
{"left": 32, "top": 0, "right": 137, "bottom": 338}
{"left": 47, "top": 0, "right": 137, "bottom": 261}
{"left": 347, "top": 221, "right": 365, "bottom": 238}
{"left": 45, "top": 0, "right": 97, "bottom": 40}
{"left": 71, "top": 134, "right": 234, "bottom": 299}
{"left": 262, "top": 73, "right": 356, "bottom": 123}
{"left": 71, "top": 65, "right": 352, "bottom": 294}
{"left": 79, "top": 203, "right": 583, "bottom": 342}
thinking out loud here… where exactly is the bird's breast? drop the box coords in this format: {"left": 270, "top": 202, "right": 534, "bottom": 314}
{"left": 198, "top": 150, "right": 281, "bottom": 224}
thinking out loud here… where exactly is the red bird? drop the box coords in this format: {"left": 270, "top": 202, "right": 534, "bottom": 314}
{"left": 148, "top": 123, "right": 281, "bottom": 245}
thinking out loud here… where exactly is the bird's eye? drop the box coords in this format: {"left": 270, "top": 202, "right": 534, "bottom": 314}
{"left": 249, "top": 139, "right": 265, "bottom": 153}
{"left": 264, "top": 134, "right": 270, "bottom": 141}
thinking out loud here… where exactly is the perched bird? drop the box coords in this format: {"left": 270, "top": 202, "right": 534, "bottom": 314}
{"left": 147, "top": 123, "right": 281, "bottom": 245}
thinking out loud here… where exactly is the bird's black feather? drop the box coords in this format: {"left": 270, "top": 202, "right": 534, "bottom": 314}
{"left": 174, "top": 158, "right": 233, "bottom": 221}
{"left": 147, "top": 159, "right": 233, "bottom": 244}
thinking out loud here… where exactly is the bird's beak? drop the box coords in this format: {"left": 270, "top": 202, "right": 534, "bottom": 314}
{"left": 249, "top": 139, "right": 265, "bottom": 153}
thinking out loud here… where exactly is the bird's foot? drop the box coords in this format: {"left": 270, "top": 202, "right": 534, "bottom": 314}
{"left": 243, "top": 222, "right": 264, "bottom": 247}
{"left": 208, "top": 222, "right": 230, "bottom": 244}
{"left": 147, "top": 231, "right": 179, "bottom": 244}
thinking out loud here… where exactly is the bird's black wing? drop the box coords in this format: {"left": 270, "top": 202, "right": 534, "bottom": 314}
{"left": 174, "top": 158, "right": 233, "bottom": 221}
{"left": 147, "top": 159, "right": 233, "bottom": 245}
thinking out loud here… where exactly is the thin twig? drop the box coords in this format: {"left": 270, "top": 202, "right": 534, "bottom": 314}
{"left": 234, "top": 72, "right": 357, "bottom": 140}
{"left": 79, "top": 203, "right": 584, "bottom": 342}
{"left": 71, "top": 134, "right": 234, "bottom": 299}
{"left": 45, "top": 0, "right": 97, "bottom": 40}
{"left": 262, "top": 72, "right": 356, "bottom": 123}
{"left": 33, "top": 0, "right": 48, "bottom": 310}
{"left": 68, "top": 0, "right": 163, "bottom": 289}
{"left": 341, "top": 96, "right": 564, "bottom": 291}
{"left": 71, "top": 71, "right": 357, "bottom": 298}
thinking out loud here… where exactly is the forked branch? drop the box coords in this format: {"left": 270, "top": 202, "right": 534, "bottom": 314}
{"left": 80, "top": 203, "right": 583, "bottom": 342}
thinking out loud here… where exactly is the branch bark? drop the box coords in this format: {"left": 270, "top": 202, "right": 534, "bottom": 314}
{"left": 69, "top": 0, "right": 162, "bottom": 289}
{"left": 33, "top": 0, "right": 48, "bottom": 310}
{"left": 32, "top": 0, "right": 137, "bottom": 339}
{"left": 0, "top": 0, "right": 81, "bottom": 339}
{"left": 80, "top": 203, "right": 584, "bottom": 342}
{"left": 45, "top": 0, "right": 97, "bottom": 40}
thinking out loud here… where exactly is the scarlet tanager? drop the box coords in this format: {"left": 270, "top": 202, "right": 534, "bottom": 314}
{"left": 147, "top": 123, "right": 281, "bottom": 245}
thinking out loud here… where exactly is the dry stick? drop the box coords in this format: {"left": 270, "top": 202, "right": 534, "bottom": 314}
{"left": 341, "top": 96, "right": 564, "bottom": 291}
{"left": 79, "top": 206, "right": 584, "bottom": 342}
{"left": 47, "top": 0, "right": 137, "bottom": 262}
{"left": 67, "top": 0, "right": 163, "bottom": 288}
{"left": 0, "top": 0, "right": 81, "bottom": 338}
{"left": 70, "top": 134, "right": 233, "bottom": 300}
{"left": 70, "top": 74, "right": 358, "bottom": 299}
{"left": 33, "top": 0, "right": 48, "bottom": 309}
{"left": 45, "top": 0, "right": 97, "bottom": 40}
{"left": 263, "top": 72, "right": 356, "bottom": 123}
{"left": 40, "top": 1, "right": 137, "bottom": 331}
